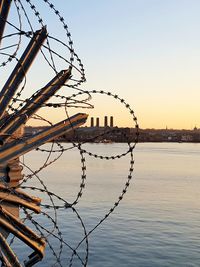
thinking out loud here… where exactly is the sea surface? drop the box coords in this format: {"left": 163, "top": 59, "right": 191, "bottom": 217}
{"left": 11, "top": 143, "right": 200, "bottom": 266}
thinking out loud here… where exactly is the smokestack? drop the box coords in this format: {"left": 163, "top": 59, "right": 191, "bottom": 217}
{"left": 104, "top": 116, "right": 108, "bottom": 127}
{"left": 110, "top": 116, "right": 113, "bottom": 127}
{"left": 91, "top": 117, "right": 94, "bottom": 127}
{"left": 96, "top": 117, "right": 99, "bottom": 127}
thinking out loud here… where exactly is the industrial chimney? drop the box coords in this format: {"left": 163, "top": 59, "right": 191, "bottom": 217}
{"left": 96, "top": 117, "right": 100, "bottom": 127}
{"left": 91, "top": 117, "right": 94, "bottom": 127}
{"left": 104, "top": 116, "right": 108, "bottom": 127}
{"left": 110, "top": 116, "right": 113, "bottom": 127}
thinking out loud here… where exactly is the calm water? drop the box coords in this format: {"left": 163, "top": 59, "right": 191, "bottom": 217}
{"left": 12, "top": 143, "right": 200, "bottom": 266}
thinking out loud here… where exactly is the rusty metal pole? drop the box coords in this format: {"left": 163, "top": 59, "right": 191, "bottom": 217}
{"left": 0, "top": 0, "right": 12, "bottom": 46}
{"left": 0, "top": 68, "right": 71, "bottom": 144}
{"left": 0, "top": 4, "right": 88, "bottom": 265}
{"left": 0, "top": 27, "right": 47, "bottom": 120}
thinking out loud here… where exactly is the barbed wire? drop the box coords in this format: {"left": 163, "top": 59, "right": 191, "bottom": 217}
{"left": 0, "top": 0, "right": 139, "bottom": 266}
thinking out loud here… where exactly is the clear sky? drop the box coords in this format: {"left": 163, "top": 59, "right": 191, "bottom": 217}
{"left": 3, "top": 0, "right": 200, "bottom": 129}
{"left": 57, "top": 0, "right": 200, "bottom": 130}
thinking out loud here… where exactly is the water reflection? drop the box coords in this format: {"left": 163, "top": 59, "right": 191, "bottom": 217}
{"left": 13, "top": 143, "right": 200, "bottom": 266}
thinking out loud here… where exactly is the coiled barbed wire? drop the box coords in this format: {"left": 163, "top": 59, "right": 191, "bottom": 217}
{"left": 0, "top": 0, "right": 139, "bottom": 266}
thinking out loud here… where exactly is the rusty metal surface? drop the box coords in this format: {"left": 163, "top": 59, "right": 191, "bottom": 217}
{"left": 0, "top": 231, "right": 22, "bottom": 267}
{"left": 0, "top": 192, "right": 41, "bottom": 213}
{"left": 0, "top": 113, "right": 87, "bottom": 163}
{"left": 0, "top": 68, "right": 71, "bottom": 143}
{"left": 0, "top": 206, "right": 46, "bottom": 256}
{"left": 0, "top": 19, "right": 87, "bottom": 265}
{"left": 0, "top": 27, "right": 47, "bottom": 120}
{"left": 0, "top": 1, "right": 91, "bottom": 266}
{"left": 0, "top": 0, "right": 12, "bottom": 46}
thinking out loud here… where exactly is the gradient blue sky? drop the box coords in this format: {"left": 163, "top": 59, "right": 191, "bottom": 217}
{"left": 4, "top": 0, "right": 200, "bottom": 129}
{"left": 53, "top": 0, "right": 200, "bottom": 129}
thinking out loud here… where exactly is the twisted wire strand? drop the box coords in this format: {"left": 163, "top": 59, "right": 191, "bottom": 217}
{"left": 0, "top": 1, "right": 138, "bottom": 266}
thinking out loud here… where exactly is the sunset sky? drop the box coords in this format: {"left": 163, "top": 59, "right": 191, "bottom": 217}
{"left": 52, "top": 0, "right": 200, "bottom": 129}
{"left": 3, "top": 0, "right": 200, "bottom": 129}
